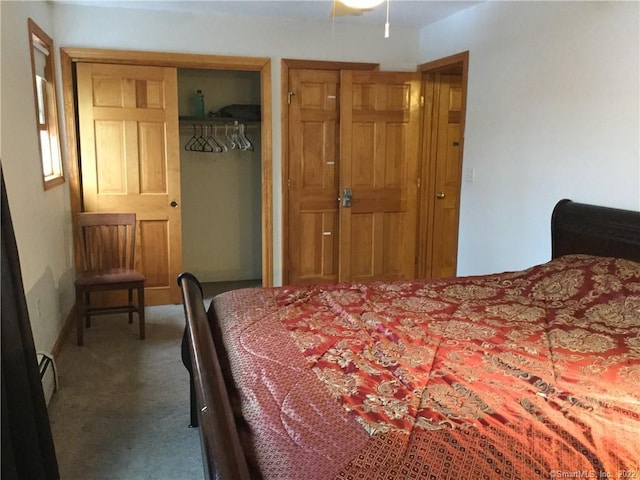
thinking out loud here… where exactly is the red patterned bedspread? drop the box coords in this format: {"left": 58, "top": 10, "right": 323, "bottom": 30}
{"left": 212, "top": 255, "right": 640, "bottom": 479}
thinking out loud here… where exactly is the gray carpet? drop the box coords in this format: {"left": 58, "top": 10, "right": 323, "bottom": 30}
{"left": 48, "top": 280, "right": 261, "bottom": 480}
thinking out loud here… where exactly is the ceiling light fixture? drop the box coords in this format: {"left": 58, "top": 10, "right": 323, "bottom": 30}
{"left": 339, "top": 0, "right": 385, "bottom": 9}
{"left": 334, "top": 0, "right": 390, "bottom": 39}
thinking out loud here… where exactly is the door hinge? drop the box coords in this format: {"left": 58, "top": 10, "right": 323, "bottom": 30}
{"left": 287, "top": 91, "right": 296, "bottom": 105}
{"left": 417, "top": 177, "right": 421, "bottom": 188}
{"left": 287, "top": 178, "right": 291, "bottom": 189}
{"left": 420, "top": 95, "right": 425, "bottom": 107}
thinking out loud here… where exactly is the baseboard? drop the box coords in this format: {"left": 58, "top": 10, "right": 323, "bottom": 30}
{"left": 51, "top": 304, "right": 75, "bottom": 358}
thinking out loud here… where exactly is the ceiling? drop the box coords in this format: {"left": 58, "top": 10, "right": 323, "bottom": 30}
{"left": 54, "top": 0, "right": 481, "bottom": 29}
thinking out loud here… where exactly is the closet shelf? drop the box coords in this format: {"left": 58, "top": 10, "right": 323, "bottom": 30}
{"left": 179, "top": 116, "right": 260, "bottom": 126}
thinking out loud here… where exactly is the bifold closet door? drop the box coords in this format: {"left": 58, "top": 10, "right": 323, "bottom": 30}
{"left": 76, "top": 63, "right": 182, "bottom": 305}
{"left": 339, "top": 71, "right": 421, "bottom": 283}
{"left": 287, "top": 69, "right": 421, "bottom": 285}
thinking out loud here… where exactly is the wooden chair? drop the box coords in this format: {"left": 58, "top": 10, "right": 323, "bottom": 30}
{"left": 75, "top": 213, "right": 146, "bottom": 346}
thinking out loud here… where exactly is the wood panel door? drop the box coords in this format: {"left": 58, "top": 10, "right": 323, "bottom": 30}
{"left": 339, "top": 71, "right": 421, "bottom": 283}
{"left": 77, "top": 63, "right": 181, "bottom": 305}
{"left": 429, "top": 73, "right": 463, "bottom": 278}
{"left": 287, "top": 69, "right": 341, "bottom": 284}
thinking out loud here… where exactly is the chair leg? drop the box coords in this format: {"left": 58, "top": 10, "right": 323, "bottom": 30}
{"left": 76, "top": 287, "right": 84, "bottom": 346}
{"left": 85, "top": 291, "right": 91, "bottom": 328}
{"left": 128, "top": 289, "right": 134, "bottom": 324}
{"left": 138, "top": 284, "right": 145, "bottom": 340}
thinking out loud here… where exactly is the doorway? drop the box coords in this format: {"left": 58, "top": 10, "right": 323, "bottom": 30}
{"left": 282, "top": 59, "right": 428, "bottom": 286}
{"left": 178, "top": 69, "right": 262, "bottom": 285}
{"left": 281, "top": 59, "right": 379, "bottom": 285}
{"left": 61, "top": 48, "right": 273, "bottom": 305}
{"left": 417, "top": 51, "right": 469, "bottom": 279}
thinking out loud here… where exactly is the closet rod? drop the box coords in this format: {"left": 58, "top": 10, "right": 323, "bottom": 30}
{"left": 179, "top": 116, "right": 260, "bottom": 126}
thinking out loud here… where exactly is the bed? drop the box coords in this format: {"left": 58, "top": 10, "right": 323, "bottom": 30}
{"left": 179, "top": 199, "right": 640, "bottom": 480}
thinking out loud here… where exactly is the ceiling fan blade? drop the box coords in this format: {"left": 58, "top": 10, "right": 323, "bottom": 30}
{"left": 330, "top": 0, "right": 368, "bottom": 17}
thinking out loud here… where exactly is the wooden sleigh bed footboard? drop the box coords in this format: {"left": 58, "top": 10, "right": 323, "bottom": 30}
{"left": 180, "top": 199, "right": 640, "bottom": 480}
{"left": 178, "top": 273, "right": 251, "bottom": 479}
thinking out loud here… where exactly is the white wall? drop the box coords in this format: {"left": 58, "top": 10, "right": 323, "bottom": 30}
{"left": 1, "top": 1, "right": 76, "bottom": 354}
{"left": 419, "top": 1, "right": 640, "bottom": 275}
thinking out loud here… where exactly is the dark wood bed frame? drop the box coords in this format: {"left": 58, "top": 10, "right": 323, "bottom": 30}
{"left": 178, "top": 199, "right": 640, "bottom": 480}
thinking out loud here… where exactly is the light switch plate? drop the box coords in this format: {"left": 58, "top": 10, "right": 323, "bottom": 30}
{"left": 464, "top": 167, "right": 476, "bottom": 183}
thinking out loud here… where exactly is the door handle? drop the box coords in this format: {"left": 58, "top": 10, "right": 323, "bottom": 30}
{"left": 170, "top": 201, "right": 179, "bottom": 208}
{"left": 436, "top": 192, "right": 446, "bottom": 200}
{"left": 342, "top": 188, "right": 352, "bottom": 208}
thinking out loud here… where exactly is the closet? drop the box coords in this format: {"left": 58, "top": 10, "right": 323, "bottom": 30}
{"left": 177, "top": 69, "right": 262, "bottom": 284}
{"left": 285, "top": 65, "right": 421, "bottom": 285}
{"left": 71, "top": 51, "right": 271, "bottom": 307}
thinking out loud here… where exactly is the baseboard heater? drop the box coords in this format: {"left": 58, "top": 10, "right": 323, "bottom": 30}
{"left": 37, "top": 352, "right": 58, "bottom": 406}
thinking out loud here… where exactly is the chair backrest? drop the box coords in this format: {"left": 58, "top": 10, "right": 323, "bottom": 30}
{"left": 78, "top": 212, "right": 137, "bottom": 272}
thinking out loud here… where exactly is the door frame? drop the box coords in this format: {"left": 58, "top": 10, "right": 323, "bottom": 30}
{"left": 280, "top": 58, "right": 379, "bottom": 284}
{"left": 416, "top": 51, "right": 469, "bottom": 278}
{"left": 60, "top": 48, "right": 274, "bottom": 287}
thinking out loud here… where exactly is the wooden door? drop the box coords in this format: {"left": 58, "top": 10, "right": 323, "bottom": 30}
{"left": 77, "top": 63, "right": 181, "bottom": 305}
{"left": 339, "top": 71, "right": 421, "bottom": 283}
{"left": 428, "top": 73, "right": 463, "bottom": 278}
{"left": 287, "top": 69, "right": 341, "bottom": 284}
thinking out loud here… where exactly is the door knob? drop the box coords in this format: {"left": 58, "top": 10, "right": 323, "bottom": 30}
{"left": 436, "top": 192, "right": 446, "bottom": 199}
{"left": 170, "top": 201, "right": 179, "bottom": 208}
{"left": 342, "top": 188, "right": 353, "bottom": 208}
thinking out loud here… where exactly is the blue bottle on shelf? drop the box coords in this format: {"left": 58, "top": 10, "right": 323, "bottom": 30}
{"left": 193, "top": 90, "right": 205, "bottom": 117}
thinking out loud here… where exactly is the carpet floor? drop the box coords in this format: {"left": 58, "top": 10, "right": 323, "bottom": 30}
{"left": 48, "top": 280, "right": 261, "bottom": 480}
